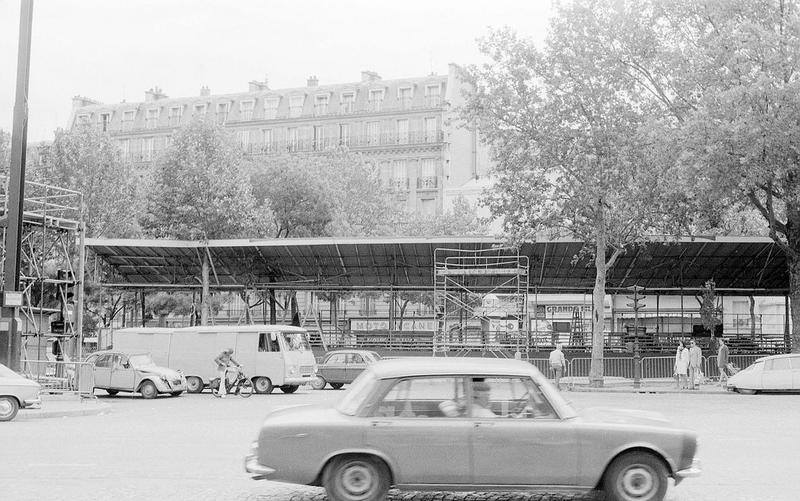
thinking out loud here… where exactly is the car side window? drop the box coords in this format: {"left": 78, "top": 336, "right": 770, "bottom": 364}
{"left": 112, "top": 355, "right": 126, "bottom": 369}
{"left": 791, "top": 357, "right": 800, "bottom": 370}
{"left": 350, "top": 354, "right": 364, "bottom": 364}
{"left": 477, "top": 377, "right": 558, "bottom": 419}
{"left": 328, "top": 354, "right": 346, "bottom": 364}
{"left": 258, "top": 333, "right": 281, "bottom": 352}
{"left": 372, "top": 377, "right": 465, "bottom": 418}
{"left": 766, "top": 358, "right": 791, "bottom": 371}
{"left": 95, "top": 354, "right": 113, "bottom": 368}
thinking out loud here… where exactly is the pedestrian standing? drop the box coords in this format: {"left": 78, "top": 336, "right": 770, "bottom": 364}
{"left": 717, "top": 338, "right": 730, "bottom": 386}
{"left": 673, "top": 341, "right": 689, "bottom": 390}
{"left": 688, "top": 340, "right": 703, "bottom": 390}
{"left": 548, "top": 343, "right": 567, "bottom": 390}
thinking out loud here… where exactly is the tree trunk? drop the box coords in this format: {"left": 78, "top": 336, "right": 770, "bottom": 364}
{"left": 749, "top": 296, "right": 756, "bottom": 337}
{"left": 201, "top": 252, "right": 209, "bottom": 326}
{"left": 240, "top": 290, "right": 252, "bottom": 324}
{"left": 589, "top": 232, "right": 608, "bottom": 387}
{"left": 788, "top": 255, "right": 800, "bottom": 353}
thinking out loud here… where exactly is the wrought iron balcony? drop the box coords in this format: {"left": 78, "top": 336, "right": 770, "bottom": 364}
{"left": 416, "top": 176, "right": 438, "bottom": 190}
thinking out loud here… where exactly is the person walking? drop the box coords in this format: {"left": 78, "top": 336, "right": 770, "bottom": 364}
{"left": 549, "top": 343, "right": 567, "bottom": 390}
{"left": 688, "top": 340, "right": 703, "bottom": 390}
{"left": 717, "top": 338, "right": 730, "bottom": 387}
{"left": 213, "top": 348, "right": 240, "bottom": 398}
{"left": 674, "top": 341, "right": 689, "bottom": 390}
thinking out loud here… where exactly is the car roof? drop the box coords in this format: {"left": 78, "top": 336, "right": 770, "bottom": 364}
{"left": 325, "top": 349, "right": 376, "bottom": 355}
{"left": 755, "top": 353, "right": 800, "bottom": 362}
{"left": 369, "top": 357, "right": 540, "bottom": 379}
{"left": 89, "top": 350, "right": 149, "bottom": 357}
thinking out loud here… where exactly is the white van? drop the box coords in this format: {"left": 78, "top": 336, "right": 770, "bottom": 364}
{"left": 111, "top": 325, "right": 317, "bottom": 394}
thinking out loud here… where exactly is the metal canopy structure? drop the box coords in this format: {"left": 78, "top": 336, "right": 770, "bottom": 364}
{"left": 86, "top": 236, "right": 788, "bottom": 295}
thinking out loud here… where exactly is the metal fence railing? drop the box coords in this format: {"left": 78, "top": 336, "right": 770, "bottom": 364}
{"left": 21, "top": 360, "right": 95, "bottom": 397}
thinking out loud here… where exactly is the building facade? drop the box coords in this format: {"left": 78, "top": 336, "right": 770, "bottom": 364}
{"left": 69, "top": 65, "right": 492, "bottom": 215}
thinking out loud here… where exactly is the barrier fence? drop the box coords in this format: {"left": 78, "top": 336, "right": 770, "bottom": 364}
{"left": 21, "top": 360, "right": 95, "bottom": 397}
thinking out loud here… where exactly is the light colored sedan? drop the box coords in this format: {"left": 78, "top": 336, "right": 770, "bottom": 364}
{"left": 0, "top": 363, "right": 42, "bottom": 422}
{"left": 310, "top": 349, "right": 381, "bottom": 390}
{"left": 726, "top": 354, "right": 800, "bottom": 394}
{"left": 86, "top": 350, "right": 187, "bottom": 399}
{"left": 245, "top": 358, "right": 701, "bottom": 501}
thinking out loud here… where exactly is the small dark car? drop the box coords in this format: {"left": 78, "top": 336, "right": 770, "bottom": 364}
{"left": 310, "top": 349, "right": 381, "bottom": 390}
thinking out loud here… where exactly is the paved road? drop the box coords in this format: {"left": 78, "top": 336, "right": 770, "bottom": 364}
{"left": 1, "top": 387, "right": 797, "bottom": 501}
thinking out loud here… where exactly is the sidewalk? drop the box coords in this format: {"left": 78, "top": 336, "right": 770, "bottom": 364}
{"left": 567, "top": 376, "right": 731, "bottom": 394}
{"left": 16, "top": 393, "right": 112, "bottom": 421}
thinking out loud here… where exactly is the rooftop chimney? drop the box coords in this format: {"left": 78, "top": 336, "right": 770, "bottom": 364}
{"left": 248, "top": 79, "right": 270, "bottom": 92}
{"left": 71, "top": 95, "right": 101, "bottom": 110}
{"left": 145, "top": 86, "right": 168, "bottom": 102}
{"left": 307, "top": 75, "right": 319, "bottom": 87}
{"left": 361, "top": 70, "right": 381, "bottom": 83}
{"left": 200, "top": 85, "right": 211, "bottom": 97}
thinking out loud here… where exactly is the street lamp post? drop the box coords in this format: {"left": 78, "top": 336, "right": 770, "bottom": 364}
{"left": 626, "top": 285, "right": 646, "bottom": 389}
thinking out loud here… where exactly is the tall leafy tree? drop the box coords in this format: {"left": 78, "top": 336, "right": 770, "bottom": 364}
{"left": 29, "top": 127, "right": 140, "bottom": 237}
{"left": 141, "top": 118, "right": 255, "bottom": 239}
{"left": 460, "top": 8, "right": 677, "bottom": 385}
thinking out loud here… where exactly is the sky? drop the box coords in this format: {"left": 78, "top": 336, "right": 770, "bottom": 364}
{"left": 0, "top": 0, "right": 553, "bottom": 143}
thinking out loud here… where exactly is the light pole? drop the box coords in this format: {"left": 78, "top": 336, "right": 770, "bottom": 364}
{"left": 626, "top": 285, "right": 646, "bottom": 388}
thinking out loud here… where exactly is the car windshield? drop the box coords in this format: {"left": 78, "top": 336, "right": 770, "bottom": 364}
{"left": 282, "top": 332, "right": 311, "bottom": 351}
{"left": 128, "top": 354, "right": 157, "bottom": 369}
{"left": 0, "top": 363, "right": 20, "bottom": 378}
{"left": 741, "top": 361, "right": 763, "bottom": 373}
{"left": 336, "top": 369, "right": 377, "bottom": 416}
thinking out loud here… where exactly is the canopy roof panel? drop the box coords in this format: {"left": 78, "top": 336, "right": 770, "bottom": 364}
{"left": 86, "top": 236, "right": 788, "bottom": 294}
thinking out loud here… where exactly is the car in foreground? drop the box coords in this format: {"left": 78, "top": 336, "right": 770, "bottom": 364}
{"left": 245, "top": 358, "right": 700, "bottom": 501}
{"left": 85, "top": 350, "right": 187, "bottom": 399}
{"left": 726, "top": 353, "right": 800, "bottom": 394}
{"left": 0, "top": 363, "right": 42, "bottom": 422}
{"left": 310, "top": 349, "right": 381, "bottom": 390}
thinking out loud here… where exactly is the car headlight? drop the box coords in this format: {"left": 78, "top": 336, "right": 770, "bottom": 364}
{"left": 289, "top": 366, "right": 297, "bottom": 376}
{"left": 160, "top": 375, "right": 169, "bottom": 383}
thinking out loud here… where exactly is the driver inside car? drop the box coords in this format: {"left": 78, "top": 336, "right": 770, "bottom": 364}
{"left": 439, "top": 379, "right": 497, "bottom": 418}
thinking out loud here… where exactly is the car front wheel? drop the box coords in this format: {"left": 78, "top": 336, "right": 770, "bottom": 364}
{"left": 603, "top": 451, "right": 668, "bottom": 501}
{"left": 0, "top": 396, "right": 19, "bottom": 422}
{"left": 331, "top": 382, "right": 344, "bottom": 390}
{"left": 186, "top": 376, "right": 204, "bottom": 393}
{"left": 140, "top": 381, "right": 158, "bottom": 399}
{"left": 310, "top": 376, "right": 327, "bottom": 390}
{"left": 253, "top": 377, "right": 273, "bottom": 394}
{"left": 280, "top": 385, "right": 299, "bottom": 394}
{"left": 323, "top": 455, "right": 390, "bottom": 501}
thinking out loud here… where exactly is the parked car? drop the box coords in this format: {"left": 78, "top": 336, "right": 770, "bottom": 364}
{"left": 0, "top": 362, "right": 42, "bottom": 422}
{"left": 246, "top": 358, "right": 701, "bottom": 501}
{"left": 726, "top": 353, "right": 800, "bottom": 394}
{"left": 310, "top": 349, "right": 381, "bottom": 390}
{"left": 85, "top": 350, "right": 187, "bottom": 399}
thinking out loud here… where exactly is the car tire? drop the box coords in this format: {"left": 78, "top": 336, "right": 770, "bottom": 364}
{"left": 106, "top": 389, "right": 119, "bottom": 396}
{"left": 331, "top": 383, "right": 344, "bottom": 390}
{"left": 0, "top": 396, "right": 19, "bottom": 422}
{"left": 310, "top": 376, "right": 327, "bottom": 390}
{"left": 186, "top": 376, "right": 204, "bottom": 393}
{"left": 253, "top": 377, "right": 273, "bottom": 394}
{"left": 323, "top": 455, "right": 390, "bottom": 501}
{"left": 170, "top": 391, "right": 183, "bottom": 397}
{"left": 280, "top": 385, "right": 299, "bottom": 394}
{"left": 140, "top": 380, "right": 158, "bottom": 399}
{"left": 603, "top": 451, "right": 668, "bottom": 501}
{"left": 738, "top": 388, "right": 757, "bottom": 395}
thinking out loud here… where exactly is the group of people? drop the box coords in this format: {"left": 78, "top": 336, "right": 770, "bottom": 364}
{"left": 674, "top": 337, "right": 729, "bottom": 390}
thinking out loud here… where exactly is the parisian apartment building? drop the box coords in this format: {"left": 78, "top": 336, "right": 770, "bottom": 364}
{"left": 68, "top": 64, "right": 493, "bottom": 216}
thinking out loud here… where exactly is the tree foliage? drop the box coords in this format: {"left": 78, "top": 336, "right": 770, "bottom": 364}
{"left": 141, "top": 119, "right": 255, "bottom": 239}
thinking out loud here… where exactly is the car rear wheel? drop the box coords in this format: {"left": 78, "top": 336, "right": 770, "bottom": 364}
{"left": 323, "top": 455, "right": 390, "bottom": 501}
{"left": 170, "top": 391, "right": 183, "bottom": 397}
{"left": 0, "top": 396, "right": 19, "bottom": 422}
{"left": 737, "top": 388, "right": 757, "bottom": 395}
{"left": 105, "top": 389, "right": 119, "bottom": 396}
{"left": 253, "top": 377, "right": 273, "bottom": 394}
{"left": 310, "top": 376, "right": 327, "bottom": 390}
{"left": 140, "top": 381, "right": 158, "bottom": 399}
{"left": 280, "top": 385, "right": 299, "bottom": 394}
{"left": 603, "top": 451, "right": 668, "bottom": 501}
{"left": 186, "top": 376, "right": 204, "bottom": 393}
{"left": 331, "top": 383, "right": 344, "bottom": 390}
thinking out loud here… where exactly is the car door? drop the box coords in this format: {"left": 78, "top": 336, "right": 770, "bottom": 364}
{"left": 761, "top": 357, "right": 792, "bottom": 391}
{"left": 345, "top": 353, "right": 365, "bottom": 383}
{"left": 791, "top": 356, "right": 800, "bottom": 390}
{"left": 322, "top": 353, "right": 347, "bottom": 383}
{"left": 92, "top": 354, "right": 113, "bottom": 388}
{"left": 366, "top": 376, "right": 472, "bottom": 485}
{"left": 470, "top": 376, "right": 578, "bottom": 486}
{"left": 109, "top": 354, "right": 136, "bottom": 390}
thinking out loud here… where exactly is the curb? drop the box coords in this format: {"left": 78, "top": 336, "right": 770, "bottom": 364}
{"left": 569, "top": 385, "right": 730, "bottom": 395}
{"left": 15, "top": 397, "right": 112, "bottom": 421}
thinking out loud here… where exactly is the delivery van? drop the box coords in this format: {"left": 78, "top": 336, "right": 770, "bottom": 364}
{"left": 111, "top": 325, "right": 317, "bottom": 394}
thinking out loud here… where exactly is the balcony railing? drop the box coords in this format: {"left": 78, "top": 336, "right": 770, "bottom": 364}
{"left": 416, "top": 176, "right": 438, "bottom": 190}
{"left": 247, "top": 130, "right": 444, "bottom": 156}
{"left": 388, "top": 178, "right": 410, "bottom": 191}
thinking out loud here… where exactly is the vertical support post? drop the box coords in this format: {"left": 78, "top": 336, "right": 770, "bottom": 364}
{"left": 785, "top": 295, "right": 791, "bottom": 353}
{"left": 75, "top": 219, "right": 86, "bottom": 363}
{"left": 140, "top": 291, "right": 146, "bottom": 328}
{"left": 1, "top": 0, "right": 34, "bottom": 371}
{"left": 201, "top": 249, "right": 209, "bottom": 325}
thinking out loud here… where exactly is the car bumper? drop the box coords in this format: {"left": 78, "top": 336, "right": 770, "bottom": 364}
{"left": 22, "top": 395, "right": 42, "bottom": 409}
{"left": 285, "top": 375, "right": 313, "bottom": 385}
{"left": 675, "top": 458, "right": 702, "bottom": 483}
{"left": 244, "top": 454, "right": 275, "bottom": 480}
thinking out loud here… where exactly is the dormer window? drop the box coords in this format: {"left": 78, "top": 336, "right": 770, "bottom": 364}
{"left": 340, "top": 92, "right": 355, "bottom": 113}
{"left": 193, "top": 103, "right": 207, "bottom": 116}
{"left": 314, "top": 95, "right": 329, "bottom": 116}
{"left": 398, "top": 86, "right": 413, "bottom": 110}
{"left": 76, "top": 114, "right": 91, "bottom": 127}
{"left": 168, "top": 106, "right": 183, "bottom": 126}
{"left": 98, "top": 112, "right": 112, "bottom": 132}
{"left": 425, "top": 84, "right": 442, "bottom": 107}
{"left": 216, "top": 102, "right": 230, "bottom": 123}
{"left": 368, "top": 89, "right": 385, "bottom": 112}
{"left": 264, "top": 97, "right": 280, "bottom": 119}
{"left": 289, "top": 95, "right": 305, "bottom": 118}
{"left": 121, "top": 110, "right": 136, "bottom": 130}
{"left": 145, "top": 108, "right": 159, "bottom": 129}
{"left": 240, "top": 100, "right": 255, "bottom": 121}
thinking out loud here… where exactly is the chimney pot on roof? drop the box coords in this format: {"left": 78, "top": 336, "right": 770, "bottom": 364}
{"left": 361, "top": 71, "right": 381, "bottom": 83}
{"left": 307, "top": 76, "right": 319, "bottom": 87}
{"left": 248, "top": 79, "right": 269, "bottom": 92}
{"left": 145, "top": 86, "right": 167, "bottom": 102}
{"left": 200, "top": 85, "right": 211, "bottom": 97}
{"left": 71, "top": 95, "right": 100, "bottom": 110}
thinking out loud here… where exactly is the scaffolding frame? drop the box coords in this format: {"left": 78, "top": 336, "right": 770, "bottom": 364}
{"left": 433, "top": 247, "right": 529, "bottom": 357}
{"left": 1, "top": 176, "right": 83, "bottom": 364}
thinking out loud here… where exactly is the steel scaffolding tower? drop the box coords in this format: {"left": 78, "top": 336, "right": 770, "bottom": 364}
{"left": 433, "top": 247, "right": 529, "bottom": 357}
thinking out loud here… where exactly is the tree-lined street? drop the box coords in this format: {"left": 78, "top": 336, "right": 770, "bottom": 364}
{"left": 1, "top": 388, "right": 797, "bottom": 501}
